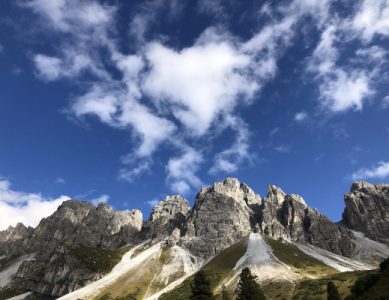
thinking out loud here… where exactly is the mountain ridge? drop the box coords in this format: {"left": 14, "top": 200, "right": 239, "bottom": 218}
{"left": 0, "top": 177, "right": 388, "bottom": 299}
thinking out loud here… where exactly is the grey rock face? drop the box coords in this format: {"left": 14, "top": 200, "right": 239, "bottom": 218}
{"left": 260, "top": 185, "right": 355, "bottom": 257}
{"left": 1, "top": 178, "right": 389, "bottom": 298}
{"left": 180, "top": 178, "right": 259, "bottom": 258}
{"left": 10, "top": 200, "right": 143, "bottom": 297}
{"left": 142, "top": 195, "right": 190, "bottom": 240}
{"left": 0, "top": 223, "right": 33, "bottom": 243}
{"left": 342, "top": 182, "right": 389, "bottom": 243}
{"left": 31, "top": 201, "right": 142, "bottom": 249}
{"left": 0, "top": 223, "right": 33, "bottom": 256}
{"left": 13, "top": 244, "right": 101, "bottom": 297}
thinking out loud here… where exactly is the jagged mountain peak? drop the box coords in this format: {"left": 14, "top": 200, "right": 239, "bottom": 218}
{"left": 0, "top": 222, "right": 33, "bottom": 243}
{"left": 142, "top": 195, "right": 190, "bottom": 241}
{"left": 350, "top": 181, "right": 389, "bottom": 192}
{"left": 265, "top": 185, "right": 307, "bottom": 207}
{"left": 148, "top": 195, "right": 190, "bottom": 222}
{"left": 1, "top": 179, "right": 389, "bottom": 299}
{"left": 198, "top": 177, "right": 261, "bottom": 208}
{"left": 342, "top": 181, "right": 389, "bottom": 243}
{"left": 59, "top": 199, "right": 95, "bottom": 210}
{"left": 266, "top": 184, "right": 287, "bottom": 205}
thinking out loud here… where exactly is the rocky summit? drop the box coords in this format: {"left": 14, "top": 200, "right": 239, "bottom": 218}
{"left": 342, "top": 181, "right": 389, "bottom": 244}
{"left": 0, "top": 177, "right": 389, "bottom": 299}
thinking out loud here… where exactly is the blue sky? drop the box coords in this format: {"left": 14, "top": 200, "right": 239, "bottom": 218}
{"left": 0, "top": 0, "right": 389, "bottom": 229}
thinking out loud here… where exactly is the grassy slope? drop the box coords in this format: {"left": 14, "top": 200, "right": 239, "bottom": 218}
{"left": 159, "top": 238, "right": 248, "bottom": 300}
{"left": 93, "top": 251, "right": 162, "bottom": 300}
{"left": 160, "top": 236, "right": 342, "bottom": 300}
{"left": 69, "top": 245, "right": 131, "bottom": 274}
{"left": 93, "top": 245, "right": 186, "bottom": 300}
{"left": 353, "top": 267, "right": 389, "bottom": 299}
{"left": 265, "top": 237, "right": 338, "bottom": 277}
{"left": 260, "top": 237, "right": 337, "bottom": 300}
{"left": 0, "top": 288, "right": 25, "bottom": 300}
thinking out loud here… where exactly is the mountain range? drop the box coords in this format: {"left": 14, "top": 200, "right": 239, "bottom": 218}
{"left": 0, "top": 178, "right": 388, "bottom": 300}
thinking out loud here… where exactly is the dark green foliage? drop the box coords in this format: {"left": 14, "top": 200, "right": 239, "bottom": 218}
{"left": 97, "top": 293, "right": 137, "bottom": 300}
{"left": 69, "top": 246, "right": 128, "bottom": 274}
{"left": 97, "top": 294, "right": 112, "bottom": 300}
{"left": 379, "top": 257, "right": 389, "bottom": 272}
{"left": 190, "top": 270, "right": 215, "bottom": 300}
{"left": 327, "top": 281, "right": 341, "bottom": 300}
{"left": 0, "top": 288, "right": 25, "bottom": 300}
{"left": 236, "top": 267, "right": 266, "bottom": 300}
{"left": 350, "top": 273, "right": 380, "bottom": 297}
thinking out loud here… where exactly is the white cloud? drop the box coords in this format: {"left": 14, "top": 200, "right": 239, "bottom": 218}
{"left": 118, "top": 160, "right": 151, "bottom": 183}
{"left": 351, "top": 161, "right": 389, "bottom": 180}
{"left": 351, "top": 0, "right": 389, "bottom": 42}
{"left": 26, "top": 0, "right": 385, "bottom": 194}
{"left": 382, "top": 95, "right": 389, "bottom": 109}
{"left": 356, "top": 46, "right": 387, "bottom": 62}
{"left": 210, "top": 117, "right": 252, "bottom": 174}
{"left": 320, "top": 70, "right": 370, "bottom": 112}
{"left": 129, "top": 0, "right": 183, "bottom": 45}
{"left": 90, "top": 194, "right": 109, "bottom": 206}
{"left": 0, "top": 179, "right": 69, "bottom": 230}
{"left": 33, "top": 55, "right": 62, "bottom": 81}
{"left": 143, "top": 37, "right": 257, "bottom": 136}
{"left": 25, "top": 0, "right": 115, "bottom": 33}
{"left": 166, "top": 147, "right": 203, "bottom": 194}
{"left": 294, "top": 112, "right": 308, "bottom": 121}
{"left": 71, "top": 84, "right": 176, "bottom": 158}
{"left": 307, "top": 22, "right": 373, "bottom": 112}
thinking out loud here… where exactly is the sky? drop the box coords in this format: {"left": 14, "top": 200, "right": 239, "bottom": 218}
{"left": 0, "top": 0, "right": 389, "bottom": 230}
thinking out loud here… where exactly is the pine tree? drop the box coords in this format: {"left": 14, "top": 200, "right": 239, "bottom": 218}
{"left": 236, "top": 267, "right": 266, "bottom": 300}
{"left": 190, "top": 270, "right": 215, "bottom": 300}
{"left": 327, "top": 281, "right": 341, "bottom": 300}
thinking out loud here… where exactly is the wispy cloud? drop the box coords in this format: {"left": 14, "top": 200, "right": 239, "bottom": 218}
{"left": 22, "top": 0, "right": 389, "bottom": 194}
{"left": 294, "top": 112, "right": 308, "bottom": 122}
{"left": 351, "top": 161, "right": 389, "bottom": 180}
{"left": 166, "top": 147, "right": 203, "bottom": 194}
{"left": 55, "top": 178, "right": 66, "bottom": 184}
{"left": 274, "top": 145, "right": 291, "bottom": 153}
{"left": 118, "top": 160, "right": 151, "bottom": 183}
{"left": 146, "top": 198, "right": 160, "bottom": 208}
{"left": 90, "top": 194, "right": 110, "bottom": 206}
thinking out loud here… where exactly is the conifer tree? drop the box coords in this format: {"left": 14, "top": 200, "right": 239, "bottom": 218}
{"left": 190, "top": 270, "right": 215, "bottom": 300}
{"left": 236, "top": 267, "right": 266, "bottom": 300}
{"left": 327, "top": 281, "right": 341, "bottom": 300}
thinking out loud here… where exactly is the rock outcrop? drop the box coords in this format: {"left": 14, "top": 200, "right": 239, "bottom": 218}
{"left": 1, "top": 178, "right": 389, "bottom": 298}
{"left": 0, "top": 223, "right": 34, "bottom": 257}
{"left": 142, "top": 195, "right": 190, "bottom": 241}
{"left": 180, "top": 178, "right": 260, "bottom": 258}
{"left": 7, "top": 200, "right": 143, "bottom": 297}
{"left": 260, "top": 185, "right": 355, "bottom": 257}
{"left": 0, "top": 223, "right": 33, "bottom": 243}
{"left": 342, "top": 182, "right": 389, "bottom": 243}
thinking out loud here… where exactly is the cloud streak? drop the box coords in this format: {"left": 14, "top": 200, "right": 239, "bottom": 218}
{"left": 351, "top": 161, "right": 389, "bottom": 180}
